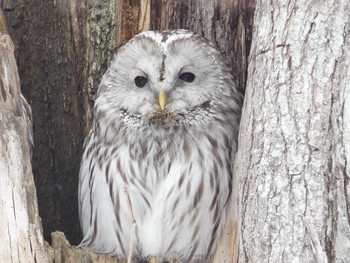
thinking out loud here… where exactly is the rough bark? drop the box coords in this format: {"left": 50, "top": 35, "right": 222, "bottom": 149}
{"left": 0, "top": 15, "right": 48, "bottom": 262}
{"left": 237, "top": 1, "right": 350, "bottom": 262}
{"left": 6, "top": 0, "right": 87, "bottom": 244}
{"left": 47, "top": 231, "right": 124, "bottom": 263}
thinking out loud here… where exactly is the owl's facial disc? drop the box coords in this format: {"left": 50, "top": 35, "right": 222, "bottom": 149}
{"left": 98, "top": 30, "right": 233, "bottom": 128}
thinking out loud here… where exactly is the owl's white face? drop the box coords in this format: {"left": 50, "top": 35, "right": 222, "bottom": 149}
{"left": 96, "top": 30, "right": 235, "bottom": 129}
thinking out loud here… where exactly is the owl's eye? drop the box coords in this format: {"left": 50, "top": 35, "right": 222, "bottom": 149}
{"left": 134, "top": 76, "right": 148, "bottom": 88}
{"left": 179, "top": 72, "right": 195, "bottom": 82}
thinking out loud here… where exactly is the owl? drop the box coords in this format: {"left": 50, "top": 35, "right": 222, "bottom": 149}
{"left": 78, "top": 29, "right": 241, "bottom": 262}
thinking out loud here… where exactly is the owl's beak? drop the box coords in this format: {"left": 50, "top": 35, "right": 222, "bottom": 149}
{"left": 158, "top": 90, "right": 168, "bottom": 111}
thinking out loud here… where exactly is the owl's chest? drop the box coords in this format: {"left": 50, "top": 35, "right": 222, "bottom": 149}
{"left": 112, "top": 131, "right": 228, "bottom": 195}
{"left": 109, "top": 132, "right": 231, "bottom": 256}
{"left": 120, "top": 137, "right": 190, "bottom": 188}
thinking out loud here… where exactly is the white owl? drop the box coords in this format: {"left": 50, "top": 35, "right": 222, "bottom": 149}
{"left": 78, "top": 29, "right": 241, "bottom": 262}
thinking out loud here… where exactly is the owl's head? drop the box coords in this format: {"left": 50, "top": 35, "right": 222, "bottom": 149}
{"left": 95, "top": 30, "right": 240, "bottom": 131}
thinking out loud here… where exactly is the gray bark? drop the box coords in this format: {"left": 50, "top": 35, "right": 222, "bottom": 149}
{"left": 237, "top": 1, "right": 350, "bottom": 262}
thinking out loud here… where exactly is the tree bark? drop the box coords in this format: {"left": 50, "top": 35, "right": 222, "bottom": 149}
{"left": 0, "top": 12, "right": 48, "bottom": 262}
{"left": 237, "top": 1, "right": 350, "bottom": 262}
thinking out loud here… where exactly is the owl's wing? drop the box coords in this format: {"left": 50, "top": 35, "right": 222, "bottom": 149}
{"left": 78, "top": 131, "right": 132, "bottom": 256}
{"left": 213, "top": 83, "right": 242, "bottom": 261}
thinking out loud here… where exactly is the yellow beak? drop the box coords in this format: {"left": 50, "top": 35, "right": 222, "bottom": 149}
{"left": 158, "top": 90, "right": 168, "bottom": 110}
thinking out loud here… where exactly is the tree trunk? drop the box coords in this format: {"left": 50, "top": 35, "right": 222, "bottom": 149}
{"left": 0, "top": 11, "right": 48, "bottom": 262}
{"left": 237, "top": 1, "right": 350, "bottom": 262}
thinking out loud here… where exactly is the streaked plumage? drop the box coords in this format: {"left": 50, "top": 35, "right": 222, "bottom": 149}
{"left": 78, "top": 29, "right": 241, "bottom": 262}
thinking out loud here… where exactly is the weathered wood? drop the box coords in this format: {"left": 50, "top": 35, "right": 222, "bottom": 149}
{"left": 237, "top": 1, "right": 350, "bottom": 262}
{"left": 47, "top": 231, "right": 124, "bottom": 263}
{"left": 0, "top": 19, "right": 48, "bottom": 262}
{"left": 8, "top": 0, "right": 87, "bottom": 244}
{"left": 0, "top": 8, "right": 8, "bottom": 36}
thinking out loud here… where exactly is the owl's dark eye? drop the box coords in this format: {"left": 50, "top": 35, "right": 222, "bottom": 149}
{"left": 179, "top": 72, "right": 195, "bottom": 82}
{"left": 134, "top": 76, "right": 148, "bottom": 88}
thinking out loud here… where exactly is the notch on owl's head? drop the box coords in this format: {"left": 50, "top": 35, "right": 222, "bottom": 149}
{"left": 95, "top": 30, "right": 238, "bottom": 129}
